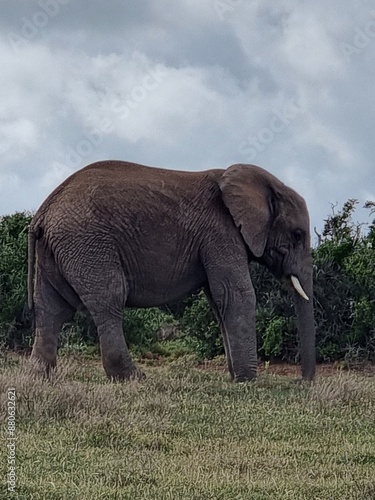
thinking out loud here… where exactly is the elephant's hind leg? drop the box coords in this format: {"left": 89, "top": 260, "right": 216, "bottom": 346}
{"left": 67, "top": 261, "right": 143, "bottom": 381}
{"left": 95, "top": 316, "right": 144, "bottom": 381}
{"left": 31, "top": 273, "right": 75, "bottom": 376}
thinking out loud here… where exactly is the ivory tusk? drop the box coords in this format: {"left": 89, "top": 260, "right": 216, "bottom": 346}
{"left": 291, "top": 275, "right": 309, "bottom": 301}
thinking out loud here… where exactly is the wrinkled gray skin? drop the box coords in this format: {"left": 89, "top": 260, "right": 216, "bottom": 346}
{"left": 29, "top": 161, "right": 316, "bottom": 382}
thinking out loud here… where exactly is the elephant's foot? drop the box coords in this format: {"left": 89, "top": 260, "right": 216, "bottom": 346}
{"left": 30, "top": 336, "right": 58, "bottom": 376}
{"left": 232, "top": 370, "right": 257, "bottom": 383}
{"left": 292, "top": 377, "right": 313, "bottom": 386}
{"left": 105, "top": 363, "right": 146, "bottom": 382}
{"left": 99, "top": 333, "right": 144, "bottom": 382}
{"left": 29, "top": 352, "right": 56, "bottom": 379}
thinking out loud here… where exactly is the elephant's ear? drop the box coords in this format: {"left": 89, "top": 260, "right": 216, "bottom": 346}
{"left": 218, "top": 164, "right": 275, "bottom": 258}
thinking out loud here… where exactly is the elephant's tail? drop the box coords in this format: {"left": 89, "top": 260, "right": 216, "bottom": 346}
{"left": 27, "top": 226, "right": 37, "bottom": 311}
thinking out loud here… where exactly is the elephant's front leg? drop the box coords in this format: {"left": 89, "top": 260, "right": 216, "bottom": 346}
{"left": 206, "top": 269, "right": 257, "bottom": 382}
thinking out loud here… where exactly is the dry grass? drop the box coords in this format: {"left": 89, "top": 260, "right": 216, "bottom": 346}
{"left": 1, "top": 355, "right": 375, "bottom": 499}
{"left": 310, "top": 372, "right": 375, "bottom": 407}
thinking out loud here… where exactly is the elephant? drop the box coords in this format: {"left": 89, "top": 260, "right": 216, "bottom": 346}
{"left": 28, "top": 160, "right": 316, "bottom": 382}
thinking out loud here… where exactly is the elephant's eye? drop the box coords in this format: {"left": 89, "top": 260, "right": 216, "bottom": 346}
{"left": 293, "top": 229, "right": 303, "bottom": 242}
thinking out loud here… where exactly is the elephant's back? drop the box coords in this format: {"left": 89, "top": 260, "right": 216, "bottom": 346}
{"left": 46, "top": 160, "right": 216, "bottom": 200}
{"left": 31, "top": 160, "right": 223, "bottom": 234}
{"left": 78, "top": 160, "right": 209, "bottom": 183}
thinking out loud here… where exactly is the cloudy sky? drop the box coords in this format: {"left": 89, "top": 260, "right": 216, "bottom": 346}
{"left": 0, "top": 0, "right": 374, "bottom": 238}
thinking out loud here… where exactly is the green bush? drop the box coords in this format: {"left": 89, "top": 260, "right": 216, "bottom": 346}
{"left": 313, "top": 200, "right": 375, "bottom": 361}
{"left": 251, "top": 263, "right": 296, "bottom": 361}
{"left": 258, "top": 312, "right": 290, "bottom": 358}
{"left": 59, "top": 312, "right": 97, "bottom": 354}
{"left": 124, "top": 307, "right": 177, "bottom": 354}
{"left": 180, "top": 290, "right": 222, "bottom": 359}
{"left": 0, "top": 212, "right": 32, "bottom": 349}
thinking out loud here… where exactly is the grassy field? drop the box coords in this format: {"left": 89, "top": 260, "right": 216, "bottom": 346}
{"left": 1, "top": 355, "right": 375, "bottom": 499}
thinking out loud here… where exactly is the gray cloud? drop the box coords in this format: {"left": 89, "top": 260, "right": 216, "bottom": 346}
{"left": 0, "top": 0, "right": 374, "bottom": 236}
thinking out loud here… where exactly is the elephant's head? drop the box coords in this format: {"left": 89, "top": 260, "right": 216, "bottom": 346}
{"left": 219, "top": 163, "right": 316, "bottom": 379}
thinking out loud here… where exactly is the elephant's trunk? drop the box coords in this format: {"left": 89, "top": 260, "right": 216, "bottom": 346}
{"left": 293, "top": 270, "right": 316, "bottom": 380}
